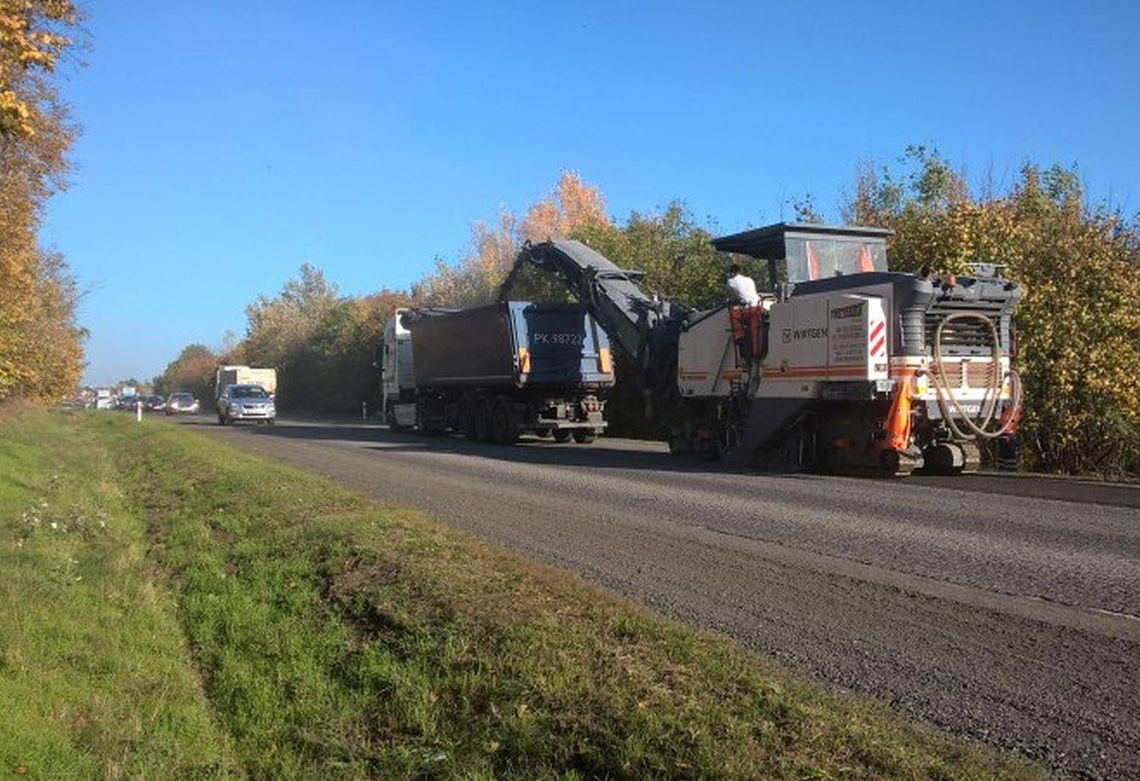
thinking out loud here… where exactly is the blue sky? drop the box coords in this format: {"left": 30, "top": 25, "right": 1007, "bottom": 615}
{"left": 43, "top": 1, "right": 1140, "bottom": 385}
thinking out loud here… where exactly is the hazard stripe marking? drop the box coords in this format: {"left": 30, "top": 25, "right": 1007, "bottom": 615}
{"left": 870, "top": 321, "right": 885, "bottom": 341}
{"left": 870, "top": 336, "right": 886, "bottom": 356}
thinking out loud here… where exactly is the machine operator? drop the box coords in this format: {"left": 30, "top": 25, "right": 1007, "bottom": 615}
{"left": 725, "top": 264, "right": 761, "bottom": 306}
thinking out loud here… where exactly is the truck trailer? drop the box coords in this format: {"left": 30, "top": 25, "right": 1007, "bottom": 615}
{"left": 381, "top": 301, "right": 614, "bottom": 444}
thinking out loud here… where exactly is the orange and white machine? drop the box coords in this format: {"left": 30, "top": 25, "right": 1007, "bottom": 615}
{"left": 505, "top": 224, "right": 1022, "bottom": 475}
{"left": 675, "top": 224, "right": 1021, "bottom": 473}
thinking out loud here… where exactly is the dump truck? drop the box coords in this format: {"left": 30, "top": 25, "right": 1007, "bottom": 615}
{"left": 500, "top": 223, "right": 1023, "bottom": 475}
{"left": 381, "top": 301, "right": 614, "bottom": 444}
{"left": 214, "top": 365, "right": 277, "bottom": 399}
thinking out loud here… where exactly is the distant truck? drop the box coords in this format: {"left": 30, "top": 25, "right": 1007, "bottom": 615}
{"left": 214, "top": 365, "right": 277, "bottom": 399}
{"left": 382, "top": 302, "right": 614, "bottom": 444}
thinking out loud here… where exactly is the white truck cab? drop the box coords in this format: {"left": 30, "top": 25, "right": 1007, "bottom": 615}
{"left": 380, "top": 309, "right": 417, "bottom": 429}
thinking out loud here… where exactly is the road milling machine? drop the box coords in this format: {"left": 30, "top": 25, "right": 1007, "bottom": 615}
{"left": 499, "top": 223, "right": 1023, "bottom": 475}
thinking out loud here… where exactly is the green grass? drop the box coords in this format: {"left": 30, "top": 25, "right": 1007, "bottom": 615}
{"left": 1, "top": 409, "right": 1047, "bottom": 779}
{"left": 0, "top": 409, "right": 239, "bottom": 778}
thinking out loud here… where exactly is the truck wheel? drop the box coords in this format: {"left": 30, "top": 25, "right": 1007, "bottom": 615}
{"left": 553, "top": 430, "right": 572, "bottom": 444}
{"left": 491, "top": 400, "right": 518, "bottom": 446}
{"left": 474, "top": 398, "right": 493, "bottom": 442}
{"left": 572, "top": 430, "right": 596, "bottom": 444}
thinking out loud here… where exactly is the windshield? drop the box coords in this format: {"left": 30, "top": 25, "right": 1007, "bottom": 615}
{"left": 230, "top": 385, "right": 269, "bottom": 398}
{"left": 171, "top": 393, "right": 193, "bottom": 401}
{"left": 781, "top": 237, "right": 887, "bottom": 282}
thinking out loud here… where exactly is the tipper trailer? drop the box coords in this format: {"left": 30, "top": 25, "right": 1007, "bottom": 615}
{"left": 382, "top": 301, "right": 615, "bottom": 444}
{"left": 500, "top": 223, "right": 1023, "bottom": 476}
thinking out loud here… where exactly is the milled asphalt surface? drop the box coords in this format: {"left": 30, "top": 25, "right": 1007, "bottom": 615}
{"left": 182, "top": 415, "right": 1140, "bottom": 779}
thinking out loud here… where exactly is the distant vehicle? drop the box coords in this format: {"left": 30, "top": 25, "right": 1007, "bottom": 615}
{"left": 114, "top": 395, "right": 138, "bottom": 411}
{"left": 95, "top": 388, "right": 114, "bottom": 410}
{"left": 214, "top": 365, "right": 276, "bottom": 399}
{"left": 217, "top": 384, "right": 276, "bottom": 426}
{"left": 144, "top": 395, "right": 166, "bottom": 413}
{"left": 165, "top": 392, "right": 200, "bottom": 415}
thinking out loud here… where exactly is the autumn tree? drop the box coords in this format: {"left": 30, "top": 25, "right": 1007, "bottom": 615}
{"left": 0, "top": 0, "right": 75, "bottom": 138}
{"left": 575, "top": 202, "right": 731, "bottom": 309}
{"left": 153, "top": 344, "right": 218, "bottom": 402}
{"left": 309, "top": 289, "right": 411, "bottom": 412}
{"left": 239, "top": 262, "right": 412, "bottom": 411}
{"left": 0, "top": 0, "right": 83, "bottom": 402}
{"left": 413, "top": 171, "right": 610, "bottom": 307}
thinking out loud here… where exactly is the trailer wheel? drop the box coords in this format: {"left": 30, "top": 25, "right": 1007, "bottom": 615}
{"left": 474, "top": 398, "right": 493, "bottom": 442}
{"left": 491, "top": 399, "right": 518, "bottom": 446}
{"left": 553, "top": 430, "right": 572, "bottom": 443}
{"left": 571, "top": 430, "right": 596, "bottom": 444}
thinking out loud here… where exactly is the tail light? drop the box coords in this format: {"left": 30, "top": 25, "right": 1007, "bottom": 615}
{"left": 598, "top": 347, "right": 613, "bottom": 374}
{"left": 517, "top": 347, "right": 531, "bottom": 373}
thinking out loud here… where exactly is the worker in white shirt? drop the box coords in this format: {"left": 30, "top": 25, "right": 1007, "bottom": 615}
{"left": 725, "top": 264, "right": 761, "bottom": 306}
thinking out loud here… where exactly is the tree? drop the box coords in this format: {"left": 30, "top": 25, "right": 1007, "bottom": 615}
{"left": 0, "top": 0, "right": 82, "bottom": 402}
{"left": 153, "top": 344, "right": 218, "bottom": 403}
{"left": 0, "top": 0, "right": 77, "bottom": 139}
{"left": 243, "top": 263, "right": 339, "bottom": 371}
{"left": 519, "top": 171, "right": 609, "bottom": 242}
{"left": 576, "top": 201, "right": 732, "bottom": 309}
{"left": 413, "top": 171, "right": 611, "bottom": 307}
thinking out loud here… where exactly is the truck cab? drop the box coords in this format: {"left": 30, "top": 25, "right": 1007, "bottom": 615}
{"left": 380, "top": 308, "right": 417, "bottom": 429}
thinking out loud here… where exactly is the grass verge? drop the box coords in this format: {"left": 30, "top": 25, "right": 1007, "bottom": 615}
{"left": 0, "top": 410, "right": 239, "bottom": 778}
{"left": 2, "top": 409, "right": 1046, "bottom": 779}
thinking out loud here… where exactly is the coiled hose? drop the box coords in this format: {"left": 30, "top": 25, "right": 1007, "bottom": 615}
{"left": 929, "top": 311, "right": 1023, "bottom": 440}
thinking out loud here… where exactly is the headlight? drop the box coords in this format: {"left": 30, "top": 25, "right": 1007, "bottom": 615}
{"left": 230, "top": 403, "right": 242, "bottom": 413}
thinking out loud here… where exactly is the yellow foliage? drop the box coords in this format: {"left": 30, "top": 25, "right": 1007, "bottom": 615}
{"left": 414, "top": 171, "right": 610, "bottom": 307}
{"left": 0, "top": 0, "right": 75, "bottom": 137}
{"left": 0, "top": 0, "right": 81, "bottom": 401}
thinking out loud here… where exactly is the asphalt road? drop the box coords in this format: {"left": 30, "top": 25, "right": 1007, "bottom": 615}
{"left": 182, "top": 415, "right": 1140, "bottom": 779}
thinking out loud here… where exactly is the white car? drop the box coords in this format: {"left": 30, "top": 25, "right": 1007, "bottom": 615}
{"left": 217, "top": 384, "right": 276, "bottom": 425}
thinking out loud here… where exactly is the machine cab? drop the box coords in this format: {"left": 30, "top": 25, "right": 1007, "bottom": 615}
{"left": 712, "top": 222, "right": 891, "bottom": 290}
